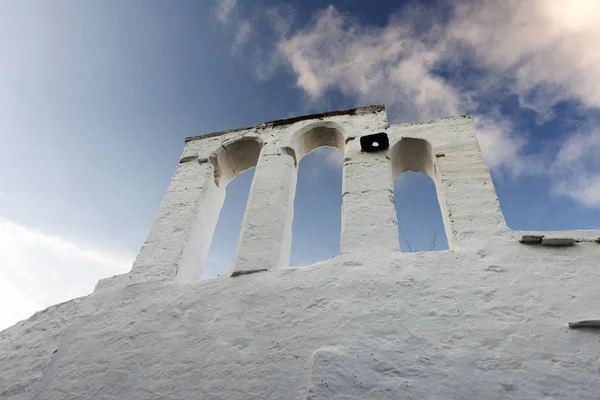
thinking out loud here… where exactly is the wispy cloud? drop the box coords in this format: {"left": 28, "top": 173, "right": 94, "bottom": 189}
{"left": 325, "top": 147, "right": 344, "bottom": 169}
{"left": 277, "top": 6, "right": 463, "bottom": 121}
{"left": 551, "top": 128, "right": 600, "bottom": 206}
{"left": 215, "top": 0, "right": 237, "bottom": 24}
{"left": 0, "top": 218, "right": 134, "bottom": 331}
{"left": 216, "top": 1, "right": 600, "bottom": 206}
{"left": 233, "top": 20, "right": 252, "bottom": 53}
{"left": 475, "top": 116, "right": 529, "bottom": 176}
{"left": 215, "top": 0, "right": 254, "bottom": 55}
{"left": 450, "top": 0, "right": 600, "bottom": 110}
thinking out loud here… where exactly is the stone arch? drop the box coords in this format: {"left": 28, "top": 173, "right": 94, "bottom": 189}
{"left": 289, "top": 121, "right": 346, "bottom": 160}
{"left": 177, "top": 136, "right": 264, "bottom": 281}
{"left": 212, "top": 136, "right": 264, "bottom": 187}
{"left": 391, "top": 137, "right": 435, "bottom": 179}
{"left": 390, "top": 137, "right": 451, "bottom": 251}
{"left": 289, "top": 122, "right": 346, "bottom": 265}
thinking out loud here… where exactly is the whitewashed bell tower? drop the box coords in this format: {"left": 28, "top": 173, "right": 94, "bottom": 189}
{"left": 1, "top": 105, "right": 599, "bottom": 399}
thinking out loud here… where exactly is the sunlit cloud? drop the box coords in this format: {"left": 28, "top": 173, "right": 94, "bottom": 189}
{"left": 257, "top": 1, "right": 600, "bottom": 206}
{"left": 551, "top": 128, "right": 600, "bottom": 207}
{"left": 0, "top": 218, "right": 134, "bottom": 331}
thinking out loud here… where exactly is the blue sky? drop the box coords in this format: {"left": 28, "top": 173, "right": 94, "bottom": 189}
{"left": 1, "top": 0, "right": 599, "bottom": 329}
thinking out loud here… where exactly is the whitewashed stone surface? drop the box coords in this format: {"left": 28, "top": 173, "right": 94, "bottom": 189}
{"left": 1, "top": 106, "right": 599, "bottom": 399}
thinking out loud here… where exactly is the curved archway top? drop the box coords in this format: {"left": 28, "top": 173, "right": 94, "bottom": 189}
{"left": 289, "top": 121, "right": 347, "bottom": 161}
{"left": 211, "top": 136, "right": 264, "bottom": 187}
{"left": 391, "top": 137, "right": 436, "bottom": 179}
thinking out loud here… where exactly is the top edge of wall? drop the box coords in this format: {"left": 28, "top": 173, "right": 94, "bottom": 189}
{"left": 184, "top": 104, "right": 387, "bottom": 143}
{"left": 388, "top": 114, "right": 473, "bottom": 130}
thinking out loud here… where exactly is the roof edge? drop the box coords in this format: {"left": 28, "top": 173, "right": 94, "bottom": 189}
{"left": 184, "top": 104, "right": 386, "bottom": 143}
{"left": 387, "top": 114, "right": 473, "bottom": 129}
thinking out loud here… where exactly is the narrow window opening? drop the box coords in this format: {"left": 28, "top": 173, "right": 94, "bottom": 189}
{"left": 394, "top": 171, "right": 448, "bottom": 252}
{"left": 391, "top": 137, "right": 449, "bottom": 252}
{"left": 290, "top": 147, "right": 343, "bottom": 266}
{"left": 191, "top": 136, "right": 262, "bottom": 280}
{"left": 203, "top": 168, "right": 254, "bottom": 279}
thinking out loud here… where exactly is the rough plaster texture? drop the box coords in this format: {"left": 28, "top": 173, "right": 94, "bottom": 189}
{"left": 2, "top": 105, "right": 600, "bottom": 399}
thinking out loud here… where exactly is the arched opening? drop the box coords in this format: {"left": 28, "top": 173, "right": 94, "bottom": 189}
{"left": 212, "top": 137, "right": 263, "bottom": 188}
{"left": 203, "top": 168, "right": 254, "bottom": 279}
{"left": 391, "top": 138, "right": 449, "bottom": 252}
{"left": 201, "top": 137, "right": 262, "bottom": 279}
{"left": 289, "top": 123, "right": 345, "bottom": 266}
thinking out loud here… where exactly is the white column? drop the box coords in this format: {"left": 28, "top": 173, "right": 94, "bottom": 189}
{"left": 231, "top": 144, "right": 297, "bottom": 276}
{"left": 340, "top": 138, "right": 399, "bottom": 254}
{"left": 129, "top": 158, "right": 224, "bottom": 283}
{"left": 432, "top": 120, "right": 510, "bottom": 251}
{"left": 434, "top": 146, "right": 509, "bottom": 250}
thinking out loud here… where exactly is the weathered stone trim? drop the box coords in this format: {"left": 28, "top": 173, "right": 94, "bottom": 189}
{"left": 184, "top": 105, "right": 385, "bottom": 143}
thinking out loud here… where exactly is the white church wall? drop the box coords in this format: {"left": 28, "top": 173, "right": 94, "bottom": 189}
{"left": 1, "top": 105, "right": 600, "bottom": 399}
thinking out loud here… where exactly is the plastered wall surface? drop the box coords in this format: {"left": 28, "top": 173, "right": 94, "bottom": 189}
{"left": 1, "top": 106, "right": 599, "bottom": 399}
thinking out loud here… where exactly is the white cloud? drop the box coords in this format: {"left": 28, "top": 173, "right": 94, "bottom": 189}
{"left": 233, "top": 20, "right": 252, "bottom": 53}
{"left": 265, "top": 5, "right": 295, "bottom": 38}
{"left": 215, "top": 0, "right": 237, "bottom": 24}
{"left": 274, "top": 1, "right": 600, "bottom": 121}
{"left": 552, "top": 175, "right": 600, "bottom": 207}
{"left": 215, "top": 0, "right": 254, "bottom": 55}
{"left": 450, "top": 0, "right": 600, "bottom": 110}
{"left": 555, "top": 128, "right": 600, "bottom": 168}
{"left": 267, "top": 2, "right": 600, "bottom": 207}
{"left": 277, "top": 6, "right": 462, "bottom": 122}
{"left": 0, "top": 218, "right": 134, "bottom": 331}
{"left": 552, "top": 128, "right": 600, "bottom": 206}
{"left": 215, "top": 1, "right": 600, "bottom": 206}
{"left": 475, "top": 117, "right": 527, "bottom": 175}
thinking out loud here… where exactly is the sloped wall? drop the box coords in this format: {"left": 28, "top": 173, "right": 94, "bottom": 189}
{"left": 0, "top": 298, "right": 82, "bottom": 398}
{"left": 2, "top": 242, "right": 599, "bottom": 399}
{"left": 2, "top": 107, "right": 599, "bottom": 399}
